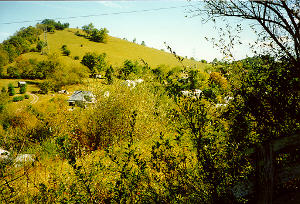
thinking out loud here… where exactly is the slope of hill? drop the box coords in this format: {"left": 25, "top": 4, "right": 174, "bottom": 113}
{"left": 20, "top": 28, "right": 208, "bottom": 70}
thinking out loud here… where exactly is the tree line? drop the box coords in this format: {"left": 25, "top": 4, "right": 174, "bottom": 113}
{"left": 0, "top": 19, "right": 70, "bottom": 77}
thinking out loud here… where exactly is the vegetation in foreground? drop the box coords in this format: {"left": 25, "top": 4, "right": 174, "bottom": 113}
{"left": 0, "top": 1, "right": 300, "bottom": 203}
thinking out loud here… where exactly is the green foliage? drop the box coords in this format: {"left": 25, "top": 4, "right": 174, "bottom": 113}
{"left": 105, "top": 65, "right": 114, "bottom": 84}
{"left": 39, "top": 81, "right": 53, "bottom": 94}
{"left": 36, "top": 40, "right": 47, "bottom": 52}
{"left": 6, "top": 57, "right": 58, "bottom": 79}
{"left": 61, "top": 45, "right": 71, "bottom": 56}
{"left": 12, "top": 95, "right": 24, "bottom": 102}
{"left": 188, "top": 70, "right": 201, "bottom": 90}
{"left": 228, "top": 56, "right": 299, "bottom": 145}
{"left": 0, "top": 92, "right": 9, "bottom": 113}
{"left": 24, "top": 94, "right": 29, "bottom": 99}
{"left": 74, "top": 56, "right": 80, "bottom": 60}
{"left": 63, "top": 49, "right": 71, "bottom": 56}
{"left": 141, "top": 41, "right": 146, "bottom": 46}
{"left": 175, "top": 97, "right": 234, "bottom": 202}
{"left": 119, "top": 59, "right": 141, "bottom": 79}
{"left": 81, "top": 52, "right": 107, "bottom": 75}
{"left": 82, "top": 23, "right": 109, "bottom": 43}
{"left": 40, "top": 19, "right": 69, "bottom": 31}
{"left": 82, "top": 23, "right": 94, "bottom": 36}
{"left": 19, "top": 84, "right": 26, "bottom": 94}
{"left": 90, "top": 28, "right": 109, "bottom": 43}
{"left": 7, "top": 83, "right": 15, "bottom": 96}
{"left": 0, "top": 45, "right": 9, "bottom": 67}
{"left": 1, "top": 87, "right": 6, "bottom": 93}
{"left": 209, "top": 71, "right": 228, "bottom": 90}
{"left": 152, "top": 66, "right": 166, "bottom": 83}
{"left": 1, "top": 26, "right": 41, "bottom": 64}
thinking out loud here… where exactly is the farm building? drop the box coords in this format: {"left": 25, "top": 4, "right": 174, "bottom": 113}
{"left": 180, "top": 89, "right": 202, "bottom": 99}
{"left": 67, "top": 91, "right": 95, "bottom": 107}
{"left": 18, "top": 81, "right": 26, "bottom": 87}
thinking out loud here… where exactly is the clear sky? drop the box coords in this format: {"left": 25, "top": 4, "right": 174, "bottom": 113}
{"left": 0, "top": 1, "right": 257, "bottom": 62}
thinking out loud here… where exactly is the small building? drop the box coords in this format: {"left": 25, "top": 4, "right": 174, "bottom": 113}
{"left": 122, "top": 79, "right": 144, "bottom": 88}
{"left": 18, "top": 81, "right": 26, "bottom": 87}
{"left": 67, "top": 91, "right": 95, "bottom": 107}
{"left": 180, "top": 89, "right": 202, "bottom": 99}
{"left": 58, "top": 90, "right": 69, "bottom": 94}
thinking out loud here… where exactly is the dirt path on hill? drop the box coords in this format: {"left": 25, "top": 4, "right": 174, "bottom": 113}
{"left": 30, "top": 93, "right": 39, "bottom": 104}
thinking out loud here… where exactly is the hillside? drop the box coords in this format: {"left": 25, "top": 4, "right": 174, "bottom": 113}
{"left": 19, "top": 28, "right": 208, "bottom": 70}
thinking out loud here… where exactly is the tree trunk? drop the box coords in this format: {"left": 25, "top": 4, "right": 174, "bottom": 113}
{"left": 256, "top": 143, "right": 274, "bottom": 204}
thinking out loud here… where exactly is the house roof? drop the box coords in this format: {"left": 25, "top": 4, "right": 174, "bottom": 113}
{"left": 68, "top": 91, "right": 94, "bottom": 102}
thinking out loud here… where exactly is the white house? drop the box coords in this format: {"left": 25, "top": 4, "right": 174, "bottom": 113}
{"left": 18, "top": 81, "right": 26, "bottom": 87}
{"left": 68, "top": 91, "right": 95, "bottom": 107}
{"left": 180, "top": 89, "right": 202, "bottom": 99}
{"left": 122, "top": 79, "right": 144, "bottom": 88}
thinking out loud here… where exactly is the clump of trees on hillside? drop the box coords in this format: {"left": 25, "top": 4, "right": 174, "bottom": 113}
{"left": 0, "top": 26, "right": 42, "bottom": 68}
{"left": 61, "top": 45, "right": 71, "bottom": 56}
{"left": 38, "top": 19, "right": 69, "bottom": 32}
{"left": 82, "top": 23, "right": 109, "bottom": 43}
{"left": 81, "top": 52, "right": 107, "bottom": 77}
{"left": 0, "top": 20, "right": 71, "bottom": 74}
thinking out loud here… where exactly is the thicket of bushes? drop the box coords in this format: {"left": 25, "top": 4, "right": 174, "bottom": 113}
{"left": 0, "top": 20, "right": 69, "bottom": 76}
{"left": 0, "top": 49, "right": 298, "bottom": 203}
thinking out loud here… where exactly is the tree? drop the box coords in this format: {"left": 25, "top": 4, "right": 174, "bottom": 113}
{"left": 120, "top": 60, "right": 139, "bottom": 79}
{"left": 81, "top": 52, "right": 107, "bottom": 76}
{"left": 191, "top": 1, "right": 300, "bottom": 202}
{"left": 1, "top": 87, "right": 6, "bottom": 93}
{"left": 90, "top": 28, "right": 109, "bottom": 43}
{"left": 188, "top": 70, "right": 199, "bottom": 90}
{"left": 196, "top": 0, "right": 300, "bottom": 69}
{"left": 105, "top": 65, "right": 114, "bottom": 84}
{"left": 40, "top": 19, "right": 69, "bottom": 31}
{"left": 36, "top": 41, "right": 47, "bottom": 52}
{"left": 82, "top": 23, "right": 94, "bottom": 36}
{"left": 141, "top": 41, "right": 146, "bottom": 46}
{"left": 19, "top": 84, "right": 27, "bottom": 94}
{"left": 39, "top": 81, "right": 53, "bottom": 94}
{"left": 8, "top": 83, "right": 15, "bottom": 96}
{"left": 133, "top": 38, "right": 136, "bottom": 43}
{"left": 63, "top": 49, "right": 71, "bottom": 56}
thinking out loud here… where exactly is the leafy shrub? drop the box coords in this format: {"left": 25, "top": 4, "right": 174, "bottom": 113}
{"left": 209, "top": 72, "right": 227, "bottom": 89}
{"left": 119, "top": 60, "right": 142, "bottom": 79}
{"left": 39, "top": 81, "right": 53, "bottom": 94}
{"left": 81, "top": 52, "right": 107, "bottom": 75}
{"left": 63, "top": 49, "right": 71, "bottom": 56}
{"left": 105, "top": 66, "right": 114, "bottom": 84}
{"left": 40, "top": 19, "right": 69, "bottom": 31}
{"left": 36, "top": 41, "right": 47, "bottom": 52}
{"left": 25, "top": 94, "right": 29, "bottom": 99}
{"left": 12, "top": 96, "right": 24, "bottom": 102}
{"left": 8, "top": 83, "right": 15, "bottom": 96}
{"left": 74, "top": 56, "right": 79, "bottom": 60}
{"left": 19, "top": 84, "right": 26, "bottom": 94}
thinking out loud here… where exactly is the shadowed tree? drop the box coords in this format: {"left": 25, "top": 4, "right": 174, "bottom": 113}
{"left": 189, "top": 1, "right": 300, "bottom": 203}
{"left": 191, "top": 0, "right": 300, "bottom": 69}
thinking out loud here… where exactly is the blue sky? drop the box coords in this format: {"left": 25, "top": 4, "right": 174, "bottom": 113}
{"left": 0, "top": 1, "right": 256, "bottom": 61}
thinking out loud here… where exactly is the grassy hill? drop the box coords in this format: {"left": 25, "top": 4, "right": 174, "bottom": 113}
{"left": 20, "top": 28, "right": 208, "bottom": 70}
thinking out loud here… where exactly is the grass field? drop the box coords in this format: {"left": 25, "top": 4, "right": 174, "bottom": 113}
{"left": 20, "top": 28, "right": 210, "bottom": 70}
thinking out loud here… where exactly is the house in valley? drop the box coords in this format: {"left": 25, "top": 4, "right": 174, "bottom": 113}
{"left": 67, "top": 91, "right": 95, "bottom": 107}
{"left": 18, "top": 81, "right": 26, "bottom": 87}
